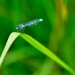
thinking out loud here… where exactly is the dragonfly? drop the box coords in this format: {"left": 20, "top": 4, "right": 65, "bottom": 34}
{"left": 16, "top": 18, "right": 43, "bottom": 31}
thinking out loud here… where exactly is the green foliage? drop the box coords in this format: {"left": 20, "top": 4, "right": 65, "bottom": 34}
{"left": 0, "top": 0, "right": 75, "bottom": 75}
{"left": 0, "top": 32, "right": 75, "bottom": 74}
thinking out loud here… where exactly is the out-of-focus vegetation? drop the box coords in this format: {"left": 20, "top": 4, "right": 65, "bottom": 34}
{"left": 0, "top": 0, "right": 75, "bottom": 75}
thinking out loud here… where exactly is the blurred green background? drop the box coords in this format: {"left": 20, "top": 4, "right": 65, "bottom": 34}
{"left": 0, "top": 0, "right": 75, "bottom": 75}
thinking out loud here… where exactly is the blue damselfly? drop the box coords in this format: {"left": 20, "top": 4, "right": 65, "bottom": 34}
{"left": 16, "top": 18, "right": 43, "bottom": 30}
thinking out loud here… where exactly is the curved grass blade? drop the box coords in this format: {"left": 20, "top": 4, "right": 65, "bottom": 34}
{"left": 0, "top": 32, "right": 21, "bottom": 66}
{"left": 0, "top": 32, "right": 75, "bottom": 74}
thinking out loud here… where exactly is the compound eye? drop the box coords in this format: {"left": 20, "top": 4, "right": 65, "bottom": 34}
{"left": 16, "top": 25, "right": 19, "bottom": 29}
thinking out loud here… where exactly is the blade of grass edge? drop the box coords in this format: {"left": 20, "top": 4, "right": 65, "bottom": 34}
{"left": 0, "top": 32, "right": 75, "bottom": 74}
{"left": 0, "top": 32, "right": 21, "bottom": 66}
{"left": 20, "top": 33, "right": 75, "bottom": 75}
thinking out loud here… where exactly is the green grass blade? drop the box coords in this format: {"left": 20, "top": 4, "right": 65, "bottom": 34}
{"left": 20, "top": 33, "right": 75, "bottom": 74}
{"left": 0, "top": 32, "right": 75, "bottom": 74}
{"left": 0, "top": 32, "right": 21, "bottom": 66}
